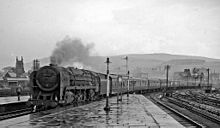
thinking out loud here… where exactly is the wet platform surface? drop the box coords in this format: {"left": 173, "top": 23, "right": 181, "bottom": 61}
{"left": 0, "top": 94, "right": 184, "bottom": 128}
{"left": 0, "top": 96, "right": 30, "bottom": 105}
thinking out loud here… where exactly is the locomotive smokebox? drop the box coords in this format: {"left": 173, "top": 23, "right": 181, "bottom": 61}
{"left": 50, "top": 56, "right": 58, "bottom": 66}
{"left": 36, "top": 66, "right": 59, "bottom": 92}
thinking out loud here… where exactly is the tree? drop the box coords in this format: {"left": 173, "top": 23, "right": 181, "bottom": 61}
{"left": 192, "top": 67, "right": 199, "bottom": 84}
{"left": 183, "top": 69, "right": 191, "bottom": 86}
{"left": 199, "top": 72, "right": 204, "bottom": 86}
{"left": 2, "top": 66, "right": 15, "bottom": 73}
{"left": 191, "top": 67, "right": 205, "bottom": 86}
{"left": 0, "top": 71, "right": 4, "bottom": 77}
{"left": 184, "top": 69, "right": 191, "bottom": 77}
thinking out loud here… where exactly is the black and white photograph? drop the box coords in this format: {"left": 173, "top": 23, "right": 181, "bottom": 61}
{"left": 0, "top": 0, "right": 220, "bottom": 127}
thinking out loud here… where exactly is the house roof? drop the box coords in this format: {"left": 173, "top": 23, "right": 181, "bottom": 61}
{"left": 4, "top": 72, "right": 17, "bottom": 78}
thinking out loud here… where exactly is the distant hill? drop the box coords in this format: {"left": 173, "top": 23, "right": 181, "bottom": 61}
{"left": 24, "top": 53, "right": 220, "bottom": 79}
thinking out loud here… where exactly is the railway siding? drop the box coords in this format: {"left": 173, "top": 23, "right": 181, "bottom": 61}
{"left": 149, "top": 95, "right": 205, "bottom": 128}
{"left": 149, "top": 91, "right": 220, "bottom": 127}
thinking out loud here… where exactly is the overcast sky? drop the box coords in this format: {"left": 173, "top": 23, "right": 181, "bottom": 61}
{"left": 0, "top": 0, "right": 220, "bottom": 68}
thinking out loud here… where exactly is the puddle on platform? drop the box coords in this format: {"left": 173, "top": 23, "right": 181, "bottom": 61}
{"left": 7, "top": 95, "right": 162, "bottom": 128}
{"left": 23, "top": 97, "right": 130, "bottom": 127}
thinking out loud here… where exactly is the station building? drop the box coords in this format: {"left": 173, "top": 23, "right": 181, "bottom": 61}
{"left": 0, "top": 57, "right": 29, "bottom": 95}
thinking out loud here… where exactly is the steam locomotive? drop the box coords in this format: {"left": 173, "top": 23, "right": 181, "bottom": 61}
{"left": 28, "top": 64, "right": 202, "bottom": 109}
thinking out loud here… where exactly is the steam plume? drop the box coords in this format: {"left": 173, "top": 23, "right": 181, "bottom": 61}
{"left": 51, "top": 36, "right": 94, "bottom": 65}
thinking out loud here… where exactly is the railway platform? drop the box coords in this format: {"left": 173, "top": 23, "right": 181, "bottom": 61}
{"left": 0, "top": 96, "right": 30, "bottom": 105}
{"left": 0, "top": 96, "right": 30, "bottom": 114}
{"left": 0, "top": 94, "right": 184, "bottom": 128}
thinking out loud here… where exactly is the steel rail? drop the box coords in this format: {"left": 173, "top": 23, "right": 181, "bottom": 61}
{"left": 168, "top": 97, "right": 220, "bottom": 124}
{"left": 0, "top": 108, "right": 32, "bottom": 121}
{"left": 150, "top": 96, "right": 205, "bottom": 128}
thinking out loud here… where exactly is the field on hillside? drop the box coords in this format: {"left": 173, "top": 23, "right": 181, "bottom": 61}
{"left": 24, "top": 54, "right": 220, "bottom": 79}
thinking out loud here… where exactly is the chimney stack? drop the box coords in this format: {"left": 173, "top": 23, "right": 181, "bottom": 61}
{"left": 33, "top": 59, "right": 40, "bottom": 71}
{"left": 50, "top": 56, "right": 57, "bottom": 66}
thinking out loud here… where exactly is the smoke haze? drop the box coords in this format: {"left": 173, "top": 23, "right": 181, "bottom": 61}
{"left": 51, "top": 36, "right": 94, "bottom": 65}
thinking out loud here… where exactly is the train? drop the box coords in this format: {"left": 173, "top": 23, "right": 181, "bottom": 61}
{"left": 27, "top": 63, "right": 205, "bottom": 109}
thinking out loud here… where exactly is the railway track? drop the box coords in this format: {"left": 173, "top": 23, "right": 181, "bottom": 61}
{"left": 149, "top": 95, "right": 205, "bottom": 128}
{"left": 167, "top": 96, "right": 220, "bottom": 124}
{"left": 0, "top": 97, "right": 102, "bottom": 121}
{"left": 0, "top": 108, "right": 32, "bottom": 121}
{"left": 173, "top": 91, "right": 220, "bottom": 117}
{"left": 182, "top": 91, "right": 219, "bottom": 104}
{"left": 190, "top": 92, "right": 220, "bottom": 108}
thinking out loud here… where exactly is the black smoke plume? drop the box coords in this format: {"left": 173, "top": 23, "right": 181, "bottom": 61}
{"left": 51, "top": 36, "right": 94, "bottom": 65}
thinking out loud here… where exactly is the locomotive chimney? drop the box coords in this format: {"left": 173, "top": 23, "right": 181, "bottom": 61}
{"left": 50, "top": 56, "right": 58, "bottom": 66}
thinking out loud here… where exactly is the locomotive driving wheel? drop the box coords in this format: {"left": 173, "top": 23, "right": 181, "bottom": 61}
{"left": 77, "top": 92, "right": 83, "bottom": 102}
{"left": 64, "top": 90, "right": 74, "bottom": 104}
{"left": 83, "top": 91, "right": 87, "bottom": 101}
{"left": 89, "top": 89, "right": 95, "bottom": 101}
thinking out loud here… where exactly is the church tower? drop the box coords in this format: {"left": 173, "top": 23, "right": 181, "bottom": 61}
{"left": 15, "top": 56, "right": 25, "bottom": 77}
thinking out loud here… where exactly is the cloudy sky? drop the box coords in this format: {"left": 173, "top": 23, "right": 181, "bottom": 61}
{"left": 0, "top": 0, "right": 220, "bottom": 68}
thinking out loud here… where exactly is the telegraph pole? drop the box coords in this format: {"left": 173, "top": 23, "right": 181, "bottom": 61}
{"left": 165, "top": 65, "right": 170, "bottom": 95}
{"left": 187, "top": 75, "right": 188, "bottom": 87}
{"left": 127, "top": 70, "right": 130, "bottom": 97}
{"left": 207, "top": 68, "right": 211, "bottom": 92}
{"left": 104, "top": 57, "right": 111, "bottom": 111}
{"left": 207, "top": 68, "right": 210, "bottom": 87}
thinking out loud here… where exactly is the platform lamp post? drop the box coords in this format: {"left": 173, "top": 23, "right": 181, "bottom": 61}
{"left": 123, "top": 56, "right": 129, "bottom": 97}
{"left": 117, "top": 75, "right": 122, "bottom": 103}
{"left": 104, "top": 57, "right": 111, "bottom": 111}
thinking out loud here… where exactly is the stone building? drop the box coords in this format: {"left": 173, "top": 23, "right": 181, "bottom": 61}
{"left": 15, "top": 56, "right": 25, "bottom": 77}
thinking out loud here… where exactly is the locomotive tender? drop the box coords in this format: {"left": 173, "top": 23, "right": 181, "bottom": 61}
{"left": 28, "top": 64, "right": 202, "bottom": 109}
